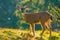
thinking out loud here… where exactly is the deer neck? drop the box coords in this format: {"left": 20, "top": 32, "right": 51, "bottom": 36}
{"left": 22, "top": 12, "right": 27, "bottom": 19}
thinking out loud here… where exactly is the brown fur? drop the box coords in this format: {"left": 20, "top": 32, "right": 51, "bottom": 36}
{"left": 22, "top": 11, "right": 53, "bottom": 37}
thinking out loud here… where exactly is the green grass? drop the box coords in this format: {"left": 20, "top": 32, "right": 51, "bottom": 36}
{"left": 0, "top": 28, "right": 60, "bottom": 40}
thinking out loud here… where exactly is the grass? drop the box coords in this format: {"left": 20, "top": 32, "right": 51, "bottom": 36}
{"left": 0, "top": 28, "right": 60, "bottom": 40}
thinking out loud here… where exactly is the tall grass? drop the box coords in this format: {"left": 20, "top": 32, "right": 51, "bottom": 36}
{"left": 0, "top": 28, "right": 60, "bottom": 40}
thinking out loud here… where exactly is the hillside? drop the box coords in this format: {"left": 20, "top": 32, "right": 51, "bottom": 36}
{"left": 0, "top": 28, "right": 60, "bottom": 40}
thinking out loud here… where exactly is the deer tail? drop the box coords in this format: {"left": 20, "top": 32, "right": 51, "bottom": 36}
{"left": 50, "top": 15, "right": 53, "bottom": 21}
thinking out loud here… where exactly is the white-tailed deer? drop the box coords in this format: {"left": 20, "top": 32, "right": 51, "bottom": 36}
{"left": 17, "top": 6, "right": 53, "bottom": 37}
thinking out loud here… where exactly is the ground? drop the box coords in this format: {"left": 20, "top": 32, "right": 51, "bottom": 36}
{"left": 0, "top": 28, "right": 60, "bottom": 40}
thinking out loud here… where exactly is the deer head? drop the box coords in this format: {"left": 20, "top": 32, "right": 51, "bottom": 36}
{"left": 17, "top": 5, "right": 28, "bottom": 13}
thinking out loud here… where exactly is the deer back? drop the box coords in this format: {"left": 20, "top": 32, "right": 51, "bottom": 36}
{"left": 23, "top": 13, "right": 40, "bottom": 23}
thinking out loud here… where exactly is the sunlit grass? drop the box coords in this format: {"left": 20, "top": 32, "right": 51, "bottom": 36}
{"left": 0, "top": 28, "right": 60, "bottom": 40}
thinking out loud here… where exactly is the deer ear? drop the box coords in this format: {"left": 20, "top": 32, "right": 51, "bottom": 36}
{"left": 17, "top": 6, "right": 21, "bottom": 9}
{"left": 24, "top": 6, "right": 28, "bottom": 8}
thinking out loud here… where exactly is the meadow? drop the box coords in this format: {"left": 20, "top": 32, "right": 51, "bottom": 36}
{"left": 0, "top": 28, "right": 60, "bottom": 40}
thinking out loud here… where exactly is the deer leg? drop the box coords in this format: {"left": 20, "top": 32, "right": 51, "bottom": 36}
{"left": 40, "top": 24, "right": 46, "bottom": 36}
{"left": 33, "top": 24, "right": 35, "bottom": 36}
{"left": 46, "top": 24, "right": 52, "bottom": 37}
{"left": 30, "top": 24, "right": 35, "bottom": 36}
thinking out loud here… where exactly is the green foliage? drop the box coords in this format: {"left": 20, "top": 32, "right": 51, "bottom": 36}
{"left": 17, "top": 0, "right": 60, "bottom": 30}
{"left": 0, "top": 0, "right": 60, "bottom": 30}
{"left": 0, "top": 0, "right": 19, "bottom": 28}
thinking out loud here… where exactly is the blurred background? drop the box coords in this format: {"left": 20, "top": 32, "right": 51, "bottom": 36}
{"left": 0, "top": 0, "right": 60, "bottom": 31}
